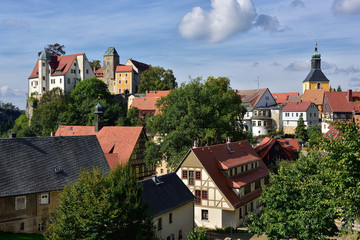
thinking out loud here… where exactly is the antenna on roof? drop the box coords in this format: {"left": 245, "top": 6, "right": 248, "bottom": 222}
{"left": 255, "top": 76, "right": 260, "bottom": 90}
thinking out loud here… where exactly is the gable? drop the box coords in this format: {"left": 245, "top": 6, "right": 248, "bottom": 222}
{"left": 254, "top": 89, "right": 277, "bottom": 108}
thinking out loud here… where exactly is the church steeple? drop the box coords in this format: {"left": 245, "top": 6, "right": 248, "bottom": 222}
{"left": 311, "top": 43, "right": 321, "bottom": 70}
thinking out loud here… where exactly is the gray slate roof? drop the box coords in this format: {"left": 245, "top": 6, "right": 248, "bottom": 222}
{"left": 140, "top": 173, "right": 194, "bottom": 217}
{"left": 303, "top": 69, "right": 330, "bottom": 83}
{"left": 0, "top": 135, "right": 110, "bottom": 197}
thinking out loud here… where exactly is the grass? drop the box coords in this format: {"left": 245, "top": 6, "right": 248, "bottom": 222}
{"left": 0, "top": 232, "right": 45, "bottom": 240}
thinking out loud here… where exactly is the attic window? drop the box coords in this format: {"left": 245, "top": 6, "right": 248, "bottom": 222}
{"left": 227, "top": 144, "right": 234, "bottom": 153}
{"left": 286, "top": 96, "right": 289, "bottom": 100}
{"left": 152, "top": 175, "right": 163, "bottom": 185}
{"left": 285, "top": 141, "right": 290, "bottom": 145}
{"left": 54, "top": 168, "right": 63, "bottom": 173}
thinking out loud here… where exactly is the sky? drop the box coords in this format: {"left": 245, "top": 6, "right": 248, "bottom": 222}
{"left": 1, "top": 0, "right": 360, "bottom": 110}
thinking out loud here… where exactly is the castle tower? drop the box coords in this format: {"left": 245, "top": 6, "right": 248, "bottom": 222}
{"left": 302, "top": 43, "right": 330, "bottom": 93}
{"left": 94, "top": 99, "right": 104, "bottom": 132}
{"left": 38, "top": 48, "right": 51, "bottom": 95}
{"left": 103, "top": 47, "right": 119, "bottom": 94}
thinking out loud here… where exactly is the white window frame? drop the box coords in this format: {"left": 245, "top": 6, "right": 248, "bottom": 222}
{"left": 15, "top": 196, "right": 26, "bottom": 210}
{"left": 40, "top": 193, "right": 49, "bottom": 204}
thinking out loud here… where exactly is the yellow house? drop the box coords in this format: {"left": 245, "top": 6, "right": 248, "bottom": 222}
{"left": 115, "top": 65, "right": 133, "bottom": 94}
{"left": 302, "top": 43, "right": 330, "bottom": 93}
{"left": 175, "top": 140, "right": 270, "bottom": 229}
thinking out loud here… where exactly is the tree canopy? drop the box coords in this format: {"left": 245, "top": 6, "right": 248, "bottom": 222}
{"left": 38, "top": 43, "right": 65, "bottom": 56}
{"left": 0, "top": 101, "right": 22, "bottom": 137}
{"left": 138, "top": 66, "right": 177, "bottom": 93}
{"left": 89, "top": 60, "right": 101, "bottom": 71}
{"left": 248, "top": 120, "right": 360, "bottom": 239}
{"left": 295, "top": 116, "right": 308, "bottom": 141}
{"left": 46, "top": 164, "right": 155, "bottom": 240}
{"left": 145, "top": 76, "right": 246, "bottom": 168}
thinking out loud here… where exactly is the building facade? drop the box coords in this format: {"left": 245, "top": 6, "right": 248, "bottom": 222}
{"left": 28, "top": 49, "right": 95, "bottom": 98}
{"left": 176, "top": 140, "right": 270, "bottom": 229}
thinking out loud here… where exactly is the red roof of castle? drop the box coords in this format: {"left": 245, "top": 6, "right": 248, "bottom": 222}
{"left": 55, "top": 126, "right": 144, "bottom": 168}
{"left": 188, "top": 140, "right": 269, "bottom": 209}
{"left": 115, "top": 65, "right": 133, "bottom": 72}
{"left": 29, "top": 53, "right": 85, "bottom": 79}
{"left": 272, "top": 92, "right": 299, "bottom": 104}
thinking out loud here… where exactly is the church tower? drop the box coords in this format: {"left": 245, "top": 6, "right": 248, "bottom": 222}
{"left": 38, "top": 48, "right": 51, "bottom": 95}
{"left": 302, "top": 43, "right": 330, "bottom": 93}
{"left": 103, "top": 47, "right": 119, "bottom": 94}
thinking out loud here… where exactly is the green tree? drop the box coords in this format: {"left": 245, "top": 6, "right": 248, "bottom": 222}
{"left": 307, "top": 125, "right": 322, "bottom": 149}
{"left": 337, "top": 85, "right": 342, "bottom": 92}
{"left": 295, "top": 116, "right": 308, "bottom": 141}
{"left": 138, "top": 66, "right": 177, "bottom": 93}
{"left": 145, "top": 76, "right": 246, "bottom": 168}
{"left": 249, "top": 120, "right": 360, "bottom": 239}
{"left": 187, "top": 228, "right": 210, "bottom": 240}
{"left": 30, "top": 87, "right": 68, "bottom": 136}
{"left": 0, "top": 101, "right": 22, "bottom": 136}
{"left": 89, "top": 60, "right": 101, "bottom": 71}
{"left": 46, "top": 164, "right": 155, "bottom": 240}
{"left": 8, "top": 113, "right": 35, "bottom": 137}
{"left": 117, "top": 107, "right": 142, "bottom": 126}
{"left": 61, "top": 78, "right": 124, "bottom": 126}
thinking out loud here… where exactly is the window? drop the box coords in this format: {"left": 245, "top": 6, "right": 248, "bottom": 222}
{"left": 125, "top": 80, "right": 128, "bottom": 84}
{"left": 264, "top": 121, "right": 267, "bottom": 126}
{"left": 292, "top": 113, "right": 294, "bottom": 117}
{"left": 296, "top": 113, "right": 298, "bottom": 117}
{"left": 250, "top": 201, "right": 254, "bottom": 212}
{"left": 42, "top": 76, "right": 45, "bottom": 80}
{"left": 202, "top": 190, "right": 208, "bottom": 200}
{"left": 300, "top": 113, "right": 303, "bottom": 117}
{"left": 169, "top": 213, "right": 172, "bottom": 224}
{"left": 78, "top": 69, "right": 80, "bottom": 73}
{"left": 258, "top": 121, "right": 261, "bottom": 126}
{"left": 189, "top": 171, "right": 194, "bottom": 185}
{"left": 310, "top": 113, "right": 312, "bottom": 117}
{"left": 38, "top": 222, "right": 46, "bottom": 232}
{"left": 195, "top": 190, "right": 201, "bottom": 205}
{"left": 244, "top": 184, "right": 251, "bottom": 195}
{"left": 245, "top": 205, "right": 248, "bottom": 215}
{"left": 86, "top": 69, "right": 89, "bottom": 74}
{"left": 178, "top": 230, "right": 183, "bottom": 240}
{"left": 157, "top": 218, "right": 162, "bottom": 231}
{"left": 118, "top": 89, "right": 121, "bottom": 94}
{"left": 15, "top": 196, "right": 26, "bottom": 210}
{"left": 60, "top": 79, "right": 62, "bottom": 84}
{"left": 51, "top": 79, "right": 55, "bottom": 84}
{"left": 67, "top": 78, "right": 70, "bottom": 84}
{"left": 264, "top": 176, "right": 270, "bottom": 185}
{"left": 255, "top": 180, "right": 261, "bottom": 189}
{"left": 201, "top": 210, "right": 208, "bottom": 220}
{"left": 182, "top": 170, "right": 188, "bottom": 179}
{"left": 265, "top": 96, "right": 269, "bottom": 100}
{"left": 20, "top": 222, "right": 24, "bottom": 230}
{"left": 40, "top": 193, "right": 49, "bottom": 204}
{"left": 252, "top": 121, "right": 256, "bottom": 126}
{"left": 195, "top": 171, "right": 201, "bottom": 180}
{"left": 239, "top": 207, "right": 243, "bottom": 219}
{"left": 254, "top": 111, "right": 257, "bottom": 116}
{"left": 74, "top": 63, "right": 77, "bottom": 66}
{"left": 160, "top": 169, "right": 163, "bottom": 174}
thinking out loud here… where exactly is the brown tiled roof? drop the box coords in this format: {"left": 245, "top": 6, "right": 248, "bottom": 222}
{"left": 131, "top": 91, "right": 170, "bottom": 114}
{"left": 278, "top": 138, "right": 300, "bottom": 157}
{"left": 146, "top": 90, "right": 171, "bottom": 97}
{"left": 95, "top": 67, "right": 103, "bottom": 74}
{"left": 272, "top": 92, "right": 299, "bottom": 104}
{"left": 55, "top": 126, "right": 144, "bottom": 168}
{"left": 191, "top": 141, "right": 269, "bottom": 209}
{"left": 325, "top": 91, "right": 360, "bottom": 113}
{"left": 236, "top": 88, "right": 267, "bottom": 108}
{"left": 254, "top": 137, "right": 277, "bottom": 159}
{"left": 115, "top": 65, "right": 133, "bottom": 72}
{"left": 301, "top": 89, "right": 328, "bottom": 105}
{"left": 282, "top": 101, "right": 312, "bottom": 112}
{"left": 29, "top": 53, "right": 84, "bottom": 79}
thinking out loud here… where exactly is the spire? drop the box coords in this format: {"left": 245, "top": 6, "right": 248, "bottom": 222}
{"left": 311, "top": 42, "right": 321, "bottom": 70}
{"left": 94, "top": 96, "right": 105, "bottom": 132}
{"left": 39, "top": 48, "right": 51, "bottom": 61}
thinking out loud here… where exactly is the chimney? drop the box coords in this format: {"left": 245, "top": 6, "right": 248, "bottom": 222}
{"left": 347, "top": 89, "right": 353, "bottom": 102}
{"left": 226, "top": 136, "right": 231, "bottom": 144}
{"left": 93, "top": 65, "right": 96, "bottom": 73}
{"left": 50, "top": 131, "right": 55, "bottom": 137}
{"left": 193, "top": 140, "right": 198, "bottom": 148}
{"left": 9, "top": 132, "right": 16, "bottom": 138}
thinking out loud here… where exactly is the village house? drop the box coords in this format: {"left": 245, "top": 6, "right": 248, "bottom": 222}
{"left": 130, "top": 90, "right": 171, "bottom": 119}
{"left": 236, "top": 88, "right": 281, "bottom": 136}
{"left": 272, "top": 92, "right": 299, "bottom": 104}
{"left": 175, "top": 140, "right": 270, "bottom": 229}
{"left": 282, "top": 101, "right": 319, "bottom": 134}
{"left": 55, "top": 102, "right": 155, "bottom": 180}
{"left": 254, "top": 137, "right": 300, "bottom": 169}
{"left": 140, "top": 173, "right": 194, "bottom": 240}
{"left": 28, "top": 49, "right": 95, "bottom": 98}
{"left": 0, "top": 135, "right": 110, "bottom": 234}
{"left": 322, "top": 90, "right": 360, "bottom": 133}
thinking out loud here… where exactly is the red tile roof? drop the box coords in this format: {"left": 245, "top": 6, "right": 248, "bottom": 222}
{"left": 55, "top": 126, "right": 144, "bottom": 168}
{"left": 324, "top": 91, "right": 360, "bottom": 113}
{"left": 236, "top": 88, "right": 268, "bottom": 108}
{"left": 95, "top": 67, "right": 103, "bottom": 74}
{"left": 301, "top": 89, "right": 328, "bottom": 105}
{"left": 190, "top": 141, "right": 269, "bottom": 209}
{"left": 254, "top": 137, "right": 300, "bottom": 161}
{"left": 131, "top": 91, "right": 170, "bottom": 114}
{"left": 115, "top": 65, "right": 133, "bottom": 72}
{"left": 29, "top": 53, "right": 85, "bottom": 79}
{"left": 272, "top": 92, "right": 299, "bottom": 104}
{"left": 146, "top": 90, "right": 171, "bottom": 98}
{"left": 282, "top": 101, "right": 312, "bottom": 112}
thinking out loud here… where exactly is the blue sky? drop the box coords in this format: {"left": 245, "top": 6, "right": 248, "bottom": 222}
{"left": 1, "top": 0, "right": 360, "bottom": 109}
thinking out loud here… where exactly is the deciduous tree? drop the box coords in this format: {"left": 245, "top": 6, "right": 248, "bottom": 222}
{"left": 46, "top": 165, "right": 155, "bottom": 240}
{"left": 295, "top": 116, "right": 308, "bottom": 141}
{"left": 145, "top": 76, "right": 246, "bottom": 168}
{"left": 38, "top": 43, "right": 65, "bottom": 56}
{"left": 138, "top": 66, "right": 177, "bottom": 93}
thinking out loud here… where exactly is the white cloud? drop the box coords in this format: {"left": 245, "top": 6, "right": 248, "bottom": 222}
{"left": 0, "top": 86, "right": 26, "bottom": 97}
{"left": 332, "top": 0, "right": 360, "bottom": 15}
{"left": 349, "top": 76, "right": 360, "bottom": 87}
{"left": 179, "top": 0, "right": 257, "bottom": 42}
{"left": 322, "top": 61, "right": 360, "bottom": 74}
{"left": 285, "top": 61, "right": 309, "bottom": 71}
